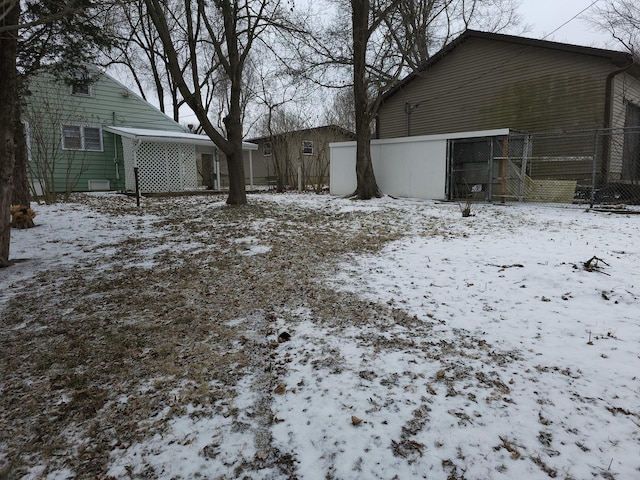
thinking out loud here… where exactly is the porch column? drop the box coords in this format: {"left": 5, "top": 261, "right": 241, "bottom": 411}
{"left": 249, "top": 149, "right": 254, "bottom": 189}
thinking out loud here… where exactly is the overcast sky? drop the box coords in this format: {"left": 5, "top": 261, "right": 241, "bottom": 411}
{"left": 135, "top": 0, "right": 623, "bottom": 128}
{"left": 516, "top": 0, "right": 616, "bottom": 48}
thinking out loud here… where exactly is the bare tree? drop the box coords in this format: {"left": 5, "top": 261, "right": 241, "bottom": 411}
{"left": 388, "top": 0, "right": 523, "bottom": 71}
{"left": 143, "top": 0, "right": 295, "bottom": 205}
{"left": 1, "top": 0, "right": 118, "bottom": 266}
{"left": 23, "top": 82, "right": 92, "bottom": 203}
{"left": 13, "top": 104, "right": 29, "bottom": 207}
{"left": 0, "top": 0, "right": 19, "bottom": 267}
{"left": 251, "top": 56, "right": 313, "bottom": 191}
{"left": 304, "top": 130, "right": 332, "bottom": 193}
{"left": 323, "top": 88, "right": 356, "bottom": 133}
{"left": 589, "top": 0, "right": 640, "bottom": 54}
{"left": 260, "top": 107, "right": 305, "bottom": 191}
{"left": 289, "top": 0, "right": 523, "bottom": 199}
{"left": 104, "top": 1, "right": 186, "bottom": 121}
{"left": 350, "top": 0, "right": 389, "bottom": 198}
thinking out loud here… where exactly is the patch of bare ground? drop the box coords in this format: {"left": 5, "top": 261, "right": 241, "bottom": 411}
{"left": 1, "top": 193, "right": 452, "bottom": 478}
{"left": 3, "top": 193, "right": 555, "bottom": 478}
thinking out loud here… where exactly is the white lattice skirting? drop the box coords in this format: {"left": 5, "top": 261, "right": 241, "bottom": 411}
{"left": 123, "top": 138, "right": 198, "bottom": 192}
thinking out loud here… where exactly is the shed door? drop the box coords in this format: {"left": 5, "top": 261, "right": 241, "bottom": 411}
{"left": 447, "top": 138, "right": 493, "bottom": 201}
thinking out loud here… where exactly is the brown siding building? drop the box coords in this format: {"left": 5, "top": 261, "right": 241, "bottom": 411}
{"left": 246, "top": 125, "right": 355, "bottom": 191}
{"left": 377, "top": 30, "right": 640, "bottom": 138}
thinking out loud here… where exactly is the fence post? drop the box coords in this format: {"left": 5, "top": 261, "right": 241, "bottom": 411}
{"left": 519, "top": 134, "right": 531, "bottom": 201}
{"left": 500, "top": 137, "right": 508, "bottom": 202}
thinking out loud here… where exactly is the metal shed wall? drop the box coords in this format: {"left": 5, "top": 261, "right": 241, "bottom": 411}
{"left": 330, "top": 129, "right": 509, "bottom": 199}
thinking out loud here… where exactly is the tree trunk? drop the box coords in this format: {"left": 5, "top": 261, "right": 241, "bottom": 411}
{"left": 223, "top": 107, "right": 247, "bottom": 205}
{"left": 0, "top": 1, "right": 19, "bottom": 267}
{"left": 351, "top": 0, "right": 381, "bottom": 200}
{"left": 223, "top": 48, "right": 247, "bottom": 205}
{"left": 354, "top": 122, "right": 380, "bottom": 198}
{"left": 13, "top": 101, "right": 31, "bottom": 208}
{"left": 225, "top": 142, "right": 247, "bottom": 205}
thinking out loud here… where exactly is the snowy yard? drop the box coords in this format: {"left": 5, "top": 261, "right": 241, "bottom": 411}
{"left": 1, "top": 192, "right": 639, "bottom": 479}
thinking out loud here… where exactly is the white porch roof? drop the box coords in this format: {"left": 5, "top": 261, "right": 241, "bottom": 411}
{"left": 104, "top": 126, "right": 259, "bottom": 150}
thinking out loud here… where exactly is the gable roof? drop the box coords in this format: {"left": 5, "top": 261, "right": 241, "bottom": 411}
{"left": 383, "top": 29, "right": 639, "bottom": 103}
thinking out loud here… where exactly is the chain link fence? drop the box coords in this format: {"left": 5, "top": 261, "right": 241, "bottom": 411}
{"left": 492, "top": 127, "right": 640, "bottom": 206}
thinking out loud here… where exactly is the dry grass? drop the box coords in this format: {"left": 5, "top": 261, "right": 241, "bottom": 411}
{"left": 3, "top": 193, "right": 561, "bottom": 479}
{"left": 1, "top": 193, "right": 441, "bottom": 478}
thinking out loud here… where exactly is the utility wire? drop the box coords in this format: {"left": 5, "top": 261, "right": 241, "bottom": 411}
{"left": 541, "top": 0, "right": 601, "bottom": 40}
{"left": 400, "top": 0, "right": 607, "bottom": 114}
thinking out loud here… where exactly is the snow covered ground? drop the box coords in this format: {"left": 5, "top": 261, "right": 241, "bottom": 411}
{"left": 1, "top": 193, "right": 639, "bottom": 479}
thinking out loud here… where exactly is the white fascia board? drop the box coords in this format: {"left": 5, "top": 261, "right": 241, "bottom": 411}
{"left": 105, "top": 126, "right": 258, "bottom": 151}
{"left": 330, "top": 129, "right": 512, "bottom": 148}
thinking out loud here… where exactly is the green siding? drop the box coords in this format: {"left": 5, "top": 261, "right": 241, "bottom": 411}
{"left": 24, "top": 72, "right": 185, "bottom": 194}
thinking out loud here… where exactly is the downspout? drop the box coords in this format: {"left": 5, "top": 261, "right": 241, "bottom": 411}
{"left": 114, "top": 135, "right": 120, "bottom": 181}
{"left": 404, "top": 103, "right": 411, "bottom": 136}
{"left": 404, "top": 102, "right": 420, "bottom": 136}
{"left": 111, "top": 113, "right": 121, "bottom": 182}
{"left": 601, "top": 59, "right": 634, "bottom": 182}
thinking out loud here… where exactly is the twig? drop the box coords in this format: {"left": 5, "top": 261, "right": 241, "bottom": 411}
{"left": 583, "top": 256, "right": 610, "bottom": 275}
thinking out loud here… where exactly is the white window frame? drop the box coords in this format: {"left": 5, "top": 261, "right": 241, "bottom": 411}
{"left": 302, "top": 140, "right": 314, "bottom": 156}
{"left": 61, "top": 124, "right": 103, "bottom": 152}
{"left": 263, "top": 141, "right": 272, "bottom": 156}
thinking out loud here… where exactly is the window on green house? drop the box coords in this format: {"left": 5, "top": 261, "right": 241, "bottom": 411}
{"left": 70, "top": 72, "right": 92, "bottom": 96}
{"left": 62, "top": 125, "right": 81, "bottom": 149}
{"left": 62, "top": 125, "right": 103, "bottom": 151}
{"left": 71, "top": 82, "right": 90, "bottom": 96}
{"left": 83, "top": 127, "right": 102, "bottom": 151}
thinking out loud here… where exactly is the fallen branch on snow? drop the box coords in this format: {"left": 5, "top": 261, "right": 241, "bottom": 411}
{"left": 583, "top": 256, "right": 610, "bottom": 275}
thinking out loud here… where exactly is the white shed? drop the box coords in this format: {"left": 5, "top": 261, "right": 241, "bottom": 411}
{"left": 330, "top": 129, "right": 512, "bottom": 200}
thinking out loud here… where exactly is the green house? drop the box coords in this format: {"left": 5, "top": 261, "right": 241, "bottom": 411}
{"left": 24, "top": 71, "right": 258, "bottom": 196}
